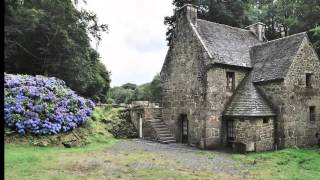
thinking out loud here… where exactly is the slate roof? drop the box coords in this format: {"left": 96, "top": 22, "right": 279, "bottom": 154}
{"left": 195, "top": 19, "right": 262, "bottom": 68}
{"left": 251, "top": 32, "right": 307, "bottom": 83}
{"left": 192, "top": 19, "right": 307, "bottom": 116}
{"left": 223, "top": 74, "right": 275, "bottom": 117}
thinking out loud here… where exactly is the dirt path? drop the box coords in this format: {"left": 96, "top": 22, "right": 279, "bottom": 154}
{"left": 103, "top": 139, "right": 250, "bottom": 179}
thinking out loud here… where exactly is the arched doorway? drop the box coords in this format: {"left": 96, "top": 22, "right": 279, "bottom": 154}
{"left": 179, "top": 114, "right": 188, "bottom": 143}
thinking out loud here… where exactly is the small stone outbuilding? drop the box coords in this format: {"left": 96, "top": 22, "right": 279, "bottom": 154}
{"left": 159, "top": 4, "right": 320, "bottom": 152}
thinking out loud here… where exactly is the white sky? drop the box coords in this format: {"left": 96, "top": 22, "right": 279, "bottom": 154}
{"left": 80, "top": 0, "right": 174, "bottom": 87}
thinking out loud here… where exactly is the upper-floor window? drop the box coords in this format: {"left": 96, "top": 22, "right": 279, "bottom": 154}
{"left": 309, "top": 106, "right": 316, "bottom": 122}
{"left": 226, "top": 72, "right": 235, "bottom": 91}
{"left": 306, "top": 73, "right": 312, "bottom": 88}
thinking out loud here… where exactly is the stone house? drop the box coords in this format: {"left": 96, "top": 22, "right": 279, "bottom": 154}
{"left": 158, "top": 4, "right": 320, "bottom": 152}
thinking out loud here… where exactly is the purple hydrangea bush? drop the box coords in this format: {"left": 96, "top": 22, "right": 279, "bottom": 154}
{"left": 4, "top": 73, "right": 95, "bottom": 135}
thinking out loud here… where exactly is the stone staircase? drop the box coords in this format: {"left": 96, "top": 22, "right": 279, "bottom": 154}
{"left": 148, "top": 111, "right": 176, "bottom": 144}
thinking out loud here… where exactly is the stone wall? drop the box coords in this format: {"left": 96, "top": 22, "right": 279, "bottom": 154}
{"left": 205, "top": 66, "right": 249, "bottom": 148}
{"left": 257, "top": 38, "right": 320, "bottom": 148}
{"left": 233, "top": 117, "right": 274, "bottom": 152}
{"left": 160, "top": 6, "right": 209, "bottom": 146}
{"left": 160, "top": 6, "right": 251, "bottom": 148}
{"left": 160, "top": 5, "right": 320, "bottom": 150}
{"left": 129, "top": 108, "right": 143, "bottom": 132}
{"left": 129, "top": 104, "right": 163, "bottom": 139}
{"left": 256, "top": 81, "right": 286, "bottom": 148}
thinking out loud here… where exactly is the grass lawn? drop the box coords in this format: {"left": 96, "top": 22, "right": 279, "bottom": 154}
{"left": 5, "top": 106, "right": 320, "bottom": 179}
{"left": 5, "top": 135, "right": 119, "bottom": 180}
{"left": 5, "top": 140, "right": 237, "bottom": 180}
{"left": 233, "top": 148, "right": 320, "bottom": 180}
{"left": 5, "top": 105, "right": 121, "bottom": 180}
{"left": 6, "top": 140, "right": 320, "bottom": 180}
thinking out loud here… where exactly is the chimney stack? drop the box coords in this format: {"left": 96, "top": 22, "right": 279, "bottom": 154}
{"left": 246, "top": 22, "right": 267, "bottom": 42}
{"left": 176, "top": 4, "right": 198, "bottom": 25}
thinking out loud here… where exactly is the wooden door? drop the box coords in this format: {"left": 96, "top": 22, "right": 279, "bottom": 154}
{"left": 227, "top": 120, "right": 235, "bottom": 146}
{"left": 181, "top": 115, "right": 188, "bottom": 143}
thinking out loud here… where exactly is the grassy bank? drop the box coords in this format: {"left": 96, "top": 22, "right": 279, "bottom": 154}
{"left": 5, "top": 138, "right": 118, "bottom": 179}
{"left": 5, "top": 106, "right": 121, "bottom": 180}
{"left": 233, "top": 148, "right": 320, "bottom": 180}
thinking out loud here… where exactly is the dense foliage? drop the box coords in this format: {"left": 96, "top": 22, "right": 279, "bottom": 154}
{"left": 4, "top": 73, "right": 95, "bottom": 135}
{"left": 107, "top": 74, "right": 162, "bottom": 104}
{"left": 4, "top": 0, "right": 111, "bottom": 102}
{"left": 165, "top": 0, "right": 320, "bottom": 55}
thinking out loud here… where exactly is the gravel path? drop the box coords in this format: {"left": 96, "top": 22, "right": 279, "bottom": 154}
{"left": 105, "top": 139, "right": 250, "bottom": 179}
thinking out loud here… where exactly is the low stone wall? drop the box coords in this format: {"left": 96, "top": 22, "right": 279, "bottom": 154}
{"left": 128, "top": 101, "right": 162, "bottom": 139}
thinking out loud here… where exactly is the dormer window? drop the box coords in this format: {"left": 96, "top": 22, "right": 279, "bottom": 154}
{"left": 226, "top": 72, "right": 235, "bottom": 91}
{"left": 306, "top": 73, "right": 312, "bottom": 88}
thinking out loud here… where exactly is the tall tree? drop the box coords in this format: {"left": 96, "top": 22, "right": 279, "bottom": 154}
{"left": 246, "top": 0, "right": 320, "bottom": 54}
{"left": 4, "top": 0, "right": 111, "bottom": 102}
{"left": 165, "top": 0, "right": 320, "bottom": 55}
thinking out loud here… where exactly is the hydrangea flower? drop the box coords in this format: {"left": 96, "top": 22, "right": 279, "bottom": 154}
{"left": 4, "top": 73, "right": 95, "bottom": 135}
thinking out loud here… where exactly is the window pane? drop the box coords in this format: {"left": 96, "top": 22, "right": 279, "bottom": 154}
{"left": 310, "top": 106, "right": 316, "bottom": 121}
{"left": 227, "top": 72, "right": 235, "bottom": 90}
{"left": 306, "top": 73, "right": 312, "bottom": 87}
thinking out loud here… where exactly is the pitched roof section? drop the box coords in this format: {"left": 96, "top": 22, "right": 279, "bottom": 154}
{"left": 251, "top": 32, "right": 307, "bottom": 83}
{"left": 195, "top": 19, "right": 262, "bottom": 68}
{"left": 223, "top": 74, "right": 275, "bottom": 117}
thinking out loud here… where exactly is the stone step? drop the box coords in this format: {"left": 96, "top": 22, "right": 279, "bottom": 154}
{"left": 150, "top": 121, "right": 164, "bottom": 125}
{"left": 159, "top": 139, "right": 176, "bottom": 144}
{"left": 150, "top": 121, "right": 163, "bottom": 125}
{"left": 159, "top": 137, "right": 176, "bottom": 141}
{"left": 154, "top": 128, "right": 170, "bottom": 133}
{"left": 156, "top": 129, "right": 171, "bottom": 134}
{"left": 159, "top": 138, "right": 176, "bottom": 143}
{"left": 148, "top": 118, "right": 176, "bottom": 144}
{"left": 150, "top": 119, "right": 162, "bottom": 122}
{"left": 158, "top": 134, "right": 174, "bottom": 138}
{"left": 158, "top": 133, "right": 173, "bottom": 137}
{"left": 152, "top": 124, "right": 167, "bottom": 128}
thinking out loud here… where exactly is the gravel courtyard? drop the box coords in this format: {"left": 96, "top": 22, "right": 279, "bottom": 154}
{"left": 100, "top": 139, "right": 250, "bottom": 179}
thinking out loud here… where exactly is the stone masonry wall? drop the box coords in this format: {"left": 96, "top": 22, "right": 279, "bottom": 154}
{"left": 256, "top": 81, "right": 286, "bottom": 148}
{"left": 233, "top": 118, "right": 274, "bottom": 152}
{"left": 160, "top": 8, "right": 209, "bottom": 146}
{"left": 257, "top": 38, "right": 320, "bottom": 148}
{"left": 205, "top": 66, "right": 249, "bottom": 148}
{"left": 283, "top": 38, "right": 320, "bottom": 147}
{"left": 129, "top": 109, "right": 142, "bottom": 132}
{"left": 129, "top": 107, "right": 162, "bottom": 139}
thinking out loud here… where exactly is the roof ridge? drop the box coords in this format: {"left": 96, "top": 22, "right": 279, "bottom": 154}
{"left": 250, "top": 32, "right": 307, "bottom": 49}
{"left": 196, "top": 19, "right": 250, "bottom": 33}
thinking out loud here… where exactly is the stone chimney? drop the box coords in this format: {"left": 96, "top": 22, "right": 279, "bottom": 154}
{"left": 246, "top": 22, "right": 267, "bottom": 41}
{"left": 176, "top": 4, "right": 197, "bottom": 25}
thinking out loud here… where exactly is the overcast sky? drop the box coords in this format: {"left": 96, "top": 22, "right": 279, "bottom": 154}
{"left": 81, "top": 0, "right": 174, "bottom": 87}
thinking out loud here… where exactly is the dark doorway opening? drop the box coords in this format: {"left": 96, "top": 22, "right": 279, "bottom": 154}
{"left": 179, "top": 114, "right": 188, "bottom": 143}
{"left": 226, "top": 119, "right": 235, "bottom": 147}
